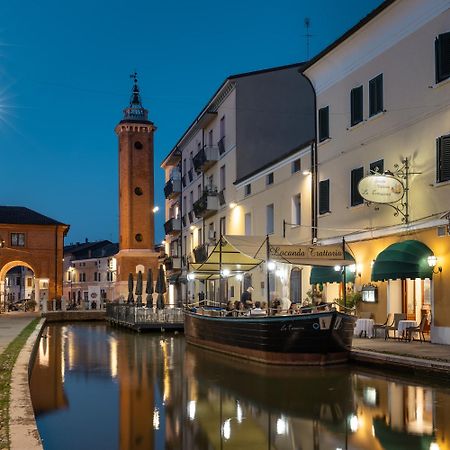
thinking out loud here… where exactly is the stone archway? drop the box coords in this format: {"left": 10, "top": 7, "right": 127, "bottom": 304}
{"left": 0, "top": 260, "right": 39, "bottom": 312}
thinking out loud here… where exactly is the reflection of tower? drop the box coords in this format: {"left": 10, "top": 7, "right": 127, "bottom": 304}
{"left": 114, "top": 73, "right": 159, "bottom": 297}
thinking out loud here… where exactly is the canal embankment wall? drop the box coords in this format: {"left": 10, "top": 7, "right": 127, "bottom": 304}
{"left": 9, "top": 317, "right": 45, "bottom": 450}
{"left": 43, "top": 310, "right": 106, "bottom": 322}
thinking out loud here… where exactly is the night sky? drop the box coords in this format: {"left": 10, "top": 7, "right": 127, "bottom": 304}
{"left": 1, "top": 0, "right": 383, "bottom": 244}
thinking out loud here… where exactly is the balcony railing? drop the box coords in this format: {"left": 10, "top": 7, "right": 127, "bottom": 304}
{"left": 193, "top": 146, "right": 220, "bottom": 173}
{"left": 193, "top": 244, "right": 209, "bottom": 264}
{"left": 165, "top": 256, "right": 181, "bottom": 271}
{"left": 164, "top": 218, "right": 181, "bottom": 235}
{"left": 164, "top": 178, "right": 181, "bottom": 199}
{"left": 193, "top": 188, "right": 219, "bottom": 219}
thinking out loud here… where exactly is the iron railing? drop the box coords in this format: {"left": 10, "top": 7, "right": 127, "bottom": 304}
{"left": 106, "top": 304, "right": 184, "bottom": 327}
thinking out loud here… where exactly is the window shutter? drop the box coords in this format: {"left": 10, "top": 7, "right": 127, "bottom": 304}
{"left": 370, "top": 159, "right": 384, "bottom": 174}
{"left": 319, "top": 180, "right": 330, "bottom": 215}
{"left": 351, "top": 167, "right": 364, "bottom": 206}
{"left": 436, "top": 32, "right": 450, "bottom": 83}
{"left": 351, "top": 86, "right": 363, "bottom": 126}
{"left": 318, "top": 107, "right": 329, "bottom": 142}
{"left": 369, "top": 74, "right": 383, "bottom": 116}
{"left": 437, "top": 135, "right": 450, "bottom": 182}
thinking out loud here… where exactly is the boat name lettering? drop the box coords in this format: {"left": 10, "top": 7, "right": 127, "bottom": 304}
{"left": 281, "top": 324, "right": 304, "bottom": 332}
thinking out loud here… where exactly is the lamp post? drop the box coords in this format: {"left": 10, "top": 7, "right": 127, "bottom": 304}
{"left": 68, "top": 266, "right": 74, "bottom": 308}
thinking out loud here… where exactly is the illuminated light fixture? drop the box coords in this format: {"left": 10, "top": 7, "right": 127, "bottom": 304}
{"left": 187, "top": 401, "right": 196, "bottom": 421}
{"left": 222, "top": 419, "right": 231, "bottom": 440}
{"left": 221, "top": 268, "right": 230, "bottom": 277}
{"left": 430, "top": 443, "right": 441, "bottom": 450}
{"left": 236, "top": 264, "right": 241, "bottom": 269}
{"left": 267, "top": 261, "right": 276, "bottom": 271}
{"left": 229, "top": 202, "right": 237, "bottom": 209}
{"left": 302, "top": 169, "right": 311, "bottom": 175}
{"left": 276, "top": 416, "right": 288, "bottom": 435}
{"left": 427, "top": 255, "right": 442, "bottom": 273}
{"left": 190, "top": 225, "right": 195, "bottom": 231}
{"left": 161, "top": 240, "right": 166, "bottom": 245}
{"left": 236, "top": 273, "right": 243, "bottom": 282}
{"left": 187, "top": 273, "right": 195, "bottom": 281}
{"left": 275, "top": 269, "right": 284, "bottom": 279}
{"left": 349, "top": 264, "right": 356, "bottom": 273}
{"left": 334, "top": 265, "right": 342, "bottom": 272}
{"left": 152, "top": 206, "right": 160, "bottom": 213}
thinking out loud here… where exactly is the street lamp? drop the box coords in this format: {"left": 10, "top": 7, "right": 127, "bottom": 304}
{"left": 68, "top": 266, "right": 74, "bottom": 308}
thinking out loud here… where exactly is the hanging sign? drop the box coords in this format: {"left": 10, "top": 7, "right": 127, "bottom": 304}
{"left": 269, "top": 244, "right": 347, "bottom": 266}
{"left": 358, "top": 175, "right": 404, "bottom": 204}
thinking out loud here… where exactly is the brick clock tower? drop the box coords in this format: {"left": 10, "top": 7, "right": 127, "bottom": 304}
{"left": 114, "top": 73, "right": 159, "bottom": 297}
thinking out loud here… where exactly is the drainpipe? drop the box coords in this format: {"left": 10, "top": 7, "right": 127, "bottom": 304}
{"left": 298, "top": 71, "right": 318, "bottom": 243}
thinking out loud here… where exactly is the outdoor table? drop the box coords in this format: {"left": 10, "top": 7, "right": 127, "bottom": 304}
{"left": 354, "top": 318, "right": 374, "bottom": 338}
{"left": 397, "top": 320, "right": 417, "bottom": 340}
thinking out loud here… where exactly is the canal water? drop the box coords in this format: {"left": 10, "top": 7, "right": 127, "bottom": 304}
{"left": 30, "top": 323, "right": 449, "bottom": 450}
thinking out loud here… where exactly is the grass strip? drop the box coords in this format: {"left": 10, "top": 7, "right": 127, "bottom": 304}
{"left": 0, "top": 318, "right": 40, "bottom": 450}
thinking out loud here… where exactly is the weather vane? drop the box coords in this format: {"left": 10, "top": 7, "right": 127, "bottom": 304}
{"left": 130, "top": 71, "right": 138, "bottom": 84}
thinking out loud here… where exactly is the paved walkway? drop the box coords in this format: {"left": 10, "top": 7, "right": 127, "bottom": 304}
{"left": 0, "top": 312, "right": 39, "bottom": 354}
{"left": 352, "top": 337, "right": 450, "bottom": 362}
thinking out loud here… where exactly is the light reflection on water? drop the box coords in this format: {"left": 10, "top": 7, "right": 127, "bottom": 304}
{"left": 30, "top": 323, "right": 450, "bottom": 450}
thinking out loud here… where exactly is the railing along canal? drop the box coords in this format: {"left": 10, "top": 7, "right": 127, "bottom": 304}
{"left": 106, "top": 304, "right": 184, "bottom": 331}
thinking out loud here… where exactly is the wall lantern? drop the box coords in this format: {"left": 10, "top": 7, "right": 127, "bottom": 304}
{"left": 427, "top": 255, "right": 442, "bottom": 274}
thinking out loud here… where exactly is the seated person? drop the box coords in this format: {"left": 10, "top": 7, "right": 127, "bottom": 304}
{"left": 225, "top": 301, "right": 235, "bottom": 316}
{"left": 249, "top": 301, "right": 267, "bottom": 316}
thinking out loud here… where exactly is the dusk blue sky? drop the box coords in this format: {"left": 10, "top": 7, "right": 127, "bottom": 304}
{"left": 1, "top": 0, "right": 383, "bottom": 244}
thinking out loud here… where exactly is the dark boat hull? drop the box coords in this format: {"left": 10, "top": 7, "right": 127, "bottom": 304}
{"left": 184, "top": 310, "right": 356, "bottom": 365}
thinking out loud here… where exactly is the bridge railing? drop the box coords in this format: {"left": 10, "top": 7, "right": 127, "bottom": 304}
{"left": 106, "top": 303, "right": 184, "bottom": 326}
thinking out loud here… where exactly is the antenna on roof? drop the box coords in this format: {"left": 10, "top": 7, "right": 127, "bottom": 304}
{"left": 304, "top": 17, "right": 312, "bottom": 60}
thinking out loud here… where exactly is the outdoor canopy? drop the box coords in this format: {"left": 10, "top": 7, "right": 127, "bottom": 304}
{"left": 189, "top": 235, "right": 354, "bottom": 280}
{"left": 309, "top": 252, "right": 356, "bottom": 285}
{"left": 371, "top": 239, "right": 434, "bottom": 281}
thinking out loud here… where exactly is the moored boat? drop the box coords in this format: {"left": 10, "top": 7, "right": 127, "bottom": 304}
{"left": 184, "top": 307, "right": 356, "bottom": 366}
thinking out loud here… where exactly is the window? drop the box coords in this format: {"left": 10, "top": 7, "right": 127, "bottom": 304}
{"left": 183, "top": 196, "right": 187, "bottom": 214}
{"left": 351, "top": 167, "right": 364, "bottom": 206}
{"left": 266, "top": 172, "right": 274, "bottom": 185}
{"left": 190, "top": 191, "right": 194, "bottom": 210}
{"left": 350, "top": 85, "right": 363, "bottom": 126}
{"left": 208, "top": 129, "right": 213, "bottom": 147}
{"left": 220, "top": 165, "right": 226, "bottom": 191}
{"left": 435, "top": 32, "right": 450, "bottom": 84}
{"left": 183, "top": 158, "right": 187, "bottom": 175}
{"left": 244, "top": 184, "right": 251, "bottom": 196}
{"left": 437, "top": 134, "right": 450, "bottom": 183}
{"left": 370, "top": 159, "right": 384, "bottom": 174}
{"left": 318, "top": 106, "right": 329, "bottom": 142}
{"left": 197, "top": 184, "right": 201, "bottom": 198}
{"left": 11, "top": 233, "right": 25, "bottom": 247}
{"left": 189, "top": 151, "right": 193, "bottom": 169}
{"left": 197, "top": 227, "right": 202, "bottom": 245}
{"left": 292, "top": 159, "right": 301, "bottom": 173}
{"left": 220, "top": 217, "right": 226, "bottom": 235}
{"left": 94, "top": 272, "right": 97, "bottom": 281}
{"left": 245, "top": 213, "right": 252, "bottom": 236}
{"left": 266, "top": 204, "right": 274, "bottom": 235}
{"left": 319, "top": 180, "right": 330, "bottom": 215}
{"left": 369, "top": 74, "right": 383, "bottom": 117}
{"left": 220, "top": 115, "right": 225, "bottom": 139}
{"left": 292, "top": 194, "right": 301, "bottom": 225}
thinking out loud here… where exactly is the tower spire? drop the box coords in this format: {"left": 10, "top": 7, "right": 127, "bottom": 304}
{"left": 122, "top": 71, "right": 149, "bottom": 122}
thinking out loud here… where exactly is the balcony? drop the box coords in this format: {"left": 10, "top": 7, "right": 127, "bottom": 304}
{"left": 193, "top": 244, "right": 209, "bottom": 264}
{"left": 165, "top": 256, "right": 181, "bottom": 271}
{"left": 193, "top": 188, "right": 219, "bottom": 219}
{"left": 164, "top": 178, "right": 181, "bottom": 199}
{"left": 164, "top": 218, "right": 181, "bottom": 235}
{"left": 193, "top": 146, "right": 220, "bottom": 173}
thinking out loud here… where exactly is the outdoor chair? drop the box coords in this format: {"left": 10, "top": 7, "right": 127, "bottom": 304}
{"left": 406, "top": 315, "right": 428, "bottom": 342}
{"left": 384, "top": 313, "right": 406, "bottom": 340}
{"left": 372, "top": 314, "right": 392, "bottom": 338}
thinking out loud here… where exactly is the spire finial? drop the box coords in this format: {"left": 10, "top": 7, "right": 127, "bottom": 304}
{"left": 122, "top": 71, "right": 149, "bottom": 122}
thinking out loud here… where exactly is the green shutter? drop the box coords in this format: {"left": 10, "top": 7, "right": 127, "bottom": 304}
{"left": 319, "top": 106, "right": 329, "bottom": 142}
{"left": 436, "top": 32, "right": 450, "bottom": 83}
{"left": 437, "top": 135, "right": 450, "bottom": 183}
{"left": 351, "top": 86, "right": 363, "bottom": 126}
{"left": 351, "top": 167, "right": 364, "bottom": 206}
{"left": 369, "top": 74, "right": 383, "bottom": 116}
{"left": 319, "top": 179, "right": 330, "bottom": 215}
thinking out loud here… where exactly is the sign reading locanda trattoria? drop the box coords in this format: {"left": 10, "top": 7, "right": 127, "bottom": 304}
{"left": 358, "top": 175, "right": 405, "bottom": 204}
{"left": 269, "top": 244, "right": 348, "bottom": 266}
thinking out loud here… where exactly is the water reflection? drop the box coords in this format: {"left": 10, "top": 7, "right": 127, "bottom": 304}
{"left": 30, "top": 323, "right": 449, "bottom": 450}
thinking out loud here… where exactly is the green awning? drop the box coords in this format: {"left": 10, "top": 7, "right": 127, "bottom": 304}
{"left": 371, "top": 239, "right": 433, "bottom": 281}
{"left": 310, "top": 252, "right": 356, "bottom": 284}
